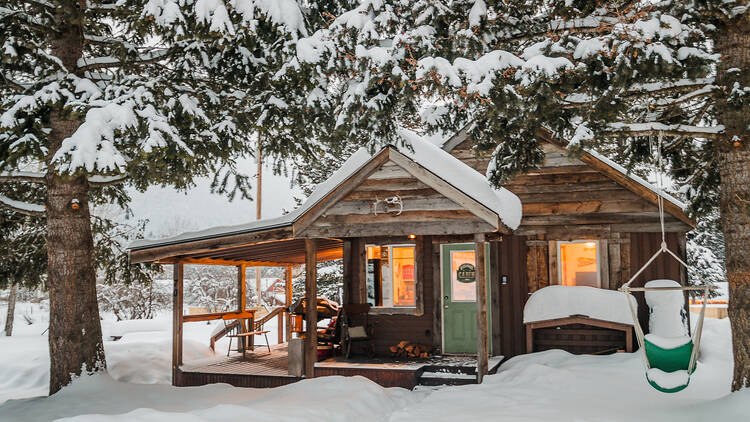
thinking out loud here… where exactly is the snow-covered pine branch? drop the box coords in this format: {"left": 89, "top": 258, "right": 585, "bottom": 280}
{"left": 0, "top": 194, "right": 45, "bottom": 217}
{"left": 606, "top": 123, "right": 725, "bottom": 139}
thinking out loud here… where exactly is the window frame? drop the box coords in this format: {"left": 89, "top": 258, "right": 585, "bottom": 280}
{"left": 364, "top": 242, "right": 422, "bottom": 315}
{"left": 556, "top": 239, "right": 602, "bottom": 288}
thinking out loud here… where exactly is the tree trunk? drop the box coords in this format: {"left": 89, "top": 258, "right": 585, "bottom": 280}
{"left": 45, "top": 3, "right": 106, "bottom": 395}
{"left": 4, "top": 283, "right": 17, "bottom": 336}
{"left": 714, "top": 12, "right": 750, "bottom": 392}
{"left": 46, "top": 173, "right": 106, "bottom": 395}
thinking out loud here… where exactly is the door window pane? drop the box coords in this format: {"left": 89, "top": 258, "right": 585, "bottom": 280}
{"left": 451, "top": 250, "right": 476, "bottom": 302}
{"left": 559, "top": 241, "right": 599, "bottom": 287}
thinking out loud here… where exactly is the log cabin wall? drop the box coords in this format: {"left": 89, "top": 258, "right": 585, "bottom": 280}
{"left": 448, "top": 137, "right": 691, "bottom": 357}
{"left": 342, "top": 235, "right": 436, "bottom": 355}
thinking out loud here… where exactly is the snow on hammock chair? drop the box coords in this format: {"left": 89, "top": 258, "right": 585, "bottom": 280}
{"left": 618, "top": 133, "right": 717, "bottom": 394}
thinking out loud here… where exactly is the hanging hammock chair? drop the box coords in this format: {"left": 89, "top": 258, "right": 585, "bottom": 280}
{"left": 619, "top": 133, "right": 717, "bottom": 393}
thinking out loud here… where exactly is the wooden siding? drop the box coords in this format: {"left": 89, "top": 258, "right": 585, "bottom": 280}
{"left": 528, "top": 323, "right": 630, "bottom": 355}
{"left": 495, "top": 235, "right": 529, "bottom": 358}
{"left": 366, "top": 235, "right": 436, "bottom": 355}
{"left": 448, "top": 140, "right": 691, "bottom": 235}
{"left": 300, "top": 160, "right": 498, "bottom": 238}
{"left": 628, "top": 232, "right": 687, "bottom": 332}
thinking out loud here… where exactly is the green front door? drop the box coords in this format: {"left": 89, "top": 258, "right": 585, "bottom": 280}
{"left": 441, "top": 243, "right": 491, "bottom": 354}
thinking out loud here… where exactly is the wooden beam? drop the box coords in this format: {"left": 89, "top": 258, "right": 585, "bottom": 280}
{"left": 475, "top": 234, "right": 488, "bottom": 384}
{"left": 238, "top": 265, "right": 246, "bottom": 311}
{"left": 182, "top": 310, "right": 254, "bottom": 323}
{"left": 238, "top": 264, "right": 247, "bottom": 353}
{"left": 129, "top": 226, "right": 294, "bottom": 264}
{"left": 285, "top": 265, "right": 293, "bottom": 342}
{"left": 172, "top": 262, "right": 184, "bottom": 385}
{"left": 304, "top": 239, "right": 318, "bottom": 378}
{"left": 158, "top": 257, "right": 290, "bottom": 267}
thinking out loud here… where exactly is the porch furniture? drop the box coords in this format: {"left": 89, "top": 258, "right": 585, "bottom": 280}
{"left": 340, "top": 303, "right": 374, "bottom": 358}
{"left": 525, "top": 315, "right": 633, "bottom": 355}
{"left": 223, "top": 314, "right": 271, "bottom": 356}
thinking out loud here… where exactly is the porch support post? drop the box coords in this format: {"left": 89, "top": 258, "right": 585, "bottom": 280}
{"left": 304, "top": 239, "right": 318, "bottom": 378}
{"left": 285, "top": 265, "right": 293, "bottom": 342}
{"left": 238, "top": 264, "right": 247, "bottom": 352}
{"left": 172, "top": 261, "right": 184, "bottom": 385}
{"left": 474, "top": 234, "right": 488, "bottom": 383}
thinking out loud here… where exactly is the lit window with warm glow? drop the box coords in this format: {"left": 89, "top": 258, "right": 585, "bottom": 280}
{"left": 366, "top": 244, "right": 416, "bottom": 307}
{"left": 558, "top": 241, "right": 600, "bottom": 288}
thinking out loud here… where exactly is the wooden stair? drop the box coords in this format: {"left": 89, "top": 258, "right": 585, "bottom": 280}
{"left": 416, "top": 356, "right": 504, "bottom": 387}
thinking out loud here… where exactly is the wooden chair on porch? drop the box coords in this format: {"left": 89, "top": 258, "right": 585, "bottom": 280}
{"left": 340, "top": 304, "right": 374, "bottom": 358}
{"left": 223, "top": 314, "right": 271, "bottom": 357}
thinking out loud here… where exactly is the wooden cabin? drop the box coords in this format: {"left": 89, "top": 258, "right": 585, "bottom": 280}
{"left": 128, "top": 129, "right": 693, "bottom": 389}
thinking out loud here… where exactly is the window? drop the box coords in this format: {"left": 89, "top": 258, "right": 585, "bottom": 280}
{"left": 366, "top": 244, "right": 416, "bottom": 307}
{"left": 558, "top": 240, "right": 600, "bottom": 288}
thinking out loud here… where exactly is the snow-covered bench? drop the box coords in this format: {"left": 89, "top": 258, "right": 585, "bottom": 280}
{"left": 523, "top": 286, "right": 637, "bottom": 354}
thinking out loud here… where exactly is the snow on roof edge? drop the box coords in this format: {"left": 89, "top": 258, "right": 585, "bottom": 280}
{"left": 128, "top": 148, "right": 375, "bottom": 251}
{"left": 584, "top": 149, "right": 688, "bottom": 211}
{"left": 396, "top": 129, "right": 522, "bottom": 230}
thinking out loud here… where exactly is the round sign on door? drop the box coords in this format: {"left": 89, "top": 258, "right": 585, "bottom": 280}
{"left": 451, "top": 250, "right": 476, "bottom": 301}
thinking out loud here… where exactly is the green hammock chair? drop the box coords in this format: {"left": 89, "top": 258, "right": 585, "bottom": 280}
{"left": 619, "top": 133, "right": 717, "bottom": 394}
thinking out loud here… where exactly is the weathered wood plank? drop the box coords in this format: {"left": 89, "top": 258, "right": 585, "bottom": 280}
{"left": 285, "top": 265, "right": 293, "bottom": 342}
{"left": 172, "top": 262, "right": 184, "bottom": 385}
{"left": 301, "top": 220, "right": 498, "bottom": 238}
{"left": 343, "top": 188, "right": 443, "bottom": 201}
{"left": 516, "top": 189, "right": 642, "bottom": 204}
{"left": 325, "top": 197, "right": 463, "bottom": 216}
{"left": 367, "top": 163, "right": 413, "bottom": 180}
{"left": 475, "top": 235, "right": 488, "bottom": 384}
{"left": 304, "top": 239, "right": 318, "bottom": 379}
{"left": 316, "top": 210, "right": 479, "bottom": 224}
{"left": 354, "top": 178, "right": 431, "bottom": 191}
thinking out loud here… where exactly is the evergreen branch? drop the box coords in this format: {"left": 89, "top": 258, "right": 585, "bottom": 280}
{"left": 606, "top": 123, "right": 724, "bottom": 139}
{"left": 76, "top": 51, "right": 171, "bottom": 72}
{"left": 561, "top": 80, "right": 716, "bottom": 108}
{"left": 0, "top": 194, "right": 45, "bottom": 217}
{"left": 0, "top": 172, "right": 127, "bottom": 187}
{"left": 0, "top": 171, "right": 46, "bottom": 184}
{"left": 0, "top": 7, "right": 57, "bottom": 34}
{"left": 88, "top": 174, "right": 128, "bottom": 187}
{"left": 1, "top": 74, "right": 28, "bottom": 92}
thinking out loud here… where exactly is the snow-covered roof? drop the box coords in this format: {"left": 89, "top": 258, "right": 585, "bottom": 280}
{"left": 129, "top": 130, "right": 521, "bottom": 251}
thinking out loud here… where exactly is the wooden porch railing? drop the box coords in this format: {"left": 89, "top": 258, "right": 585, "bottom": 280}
{"left": 209, "top": 306, "right": 288, "bottom": 352}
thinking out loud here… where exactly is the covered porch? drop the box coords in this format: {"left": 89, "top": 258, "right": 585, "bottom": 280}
{"left": 128, "top": 139, "right": 522, "bottom": 388}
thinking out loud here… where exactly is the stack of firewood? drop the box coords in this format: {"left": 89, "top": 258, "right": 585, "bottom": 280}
{"left": 389, "top": 340, "right": 432, "bottom": 358}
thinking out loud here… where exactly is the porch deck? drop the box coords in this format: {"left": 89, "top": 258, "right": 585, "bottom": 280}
{"left": 177, "top": 344, "right": 503, "bottom": 389}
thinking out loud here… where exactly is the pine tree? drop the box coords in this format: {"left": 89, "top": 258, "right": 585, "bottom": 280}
{"left": 0, "top": 0, "right": 309, "bottom": 394}
{"left": 300, "top": 0, "right": 748, "bottom": 389}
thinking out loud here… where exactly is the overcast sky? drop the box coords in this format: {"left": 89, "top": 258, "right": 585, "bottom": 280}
{"left": 126, "top": 157, "right": 301, "bottom": 239}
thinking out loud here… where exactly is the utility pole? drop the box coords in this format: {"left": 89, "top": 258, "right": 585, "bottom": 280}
{"left": 255, "top": 136, "right": 263, "bottom": 308}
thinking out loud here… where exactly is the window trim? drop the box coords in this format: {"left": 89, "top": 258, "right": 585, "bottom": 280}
{"left": 365, "top": 243, "right": 422, "bottom": 315}
{"left": 556, "top": 239, "right": 602, "bottom": 288}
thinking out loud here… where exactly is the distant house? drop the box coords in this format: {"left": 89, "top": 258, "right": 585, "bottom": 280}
{"left": 128, "top": 129, "right": 692, "bottom": 389}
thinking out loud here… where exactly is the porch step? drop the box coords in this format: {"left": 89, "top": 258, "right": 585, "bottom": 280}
{"left": 418, "top": 371, "right": 477, "bottom": 386}
{"left": 415, "top": 356, "right": 504, "bottom": 387}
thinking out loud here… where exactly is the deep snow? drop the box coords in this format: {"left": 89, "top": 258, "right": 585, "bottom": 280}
{"left": 0, "top": 301, "right": 745, "bottom": 422}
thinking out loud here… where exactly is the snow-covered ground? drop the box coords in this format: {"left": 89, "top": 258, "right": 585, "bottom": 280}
{"left": 1, "top": 301, "right": 747, "bottom": 422}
